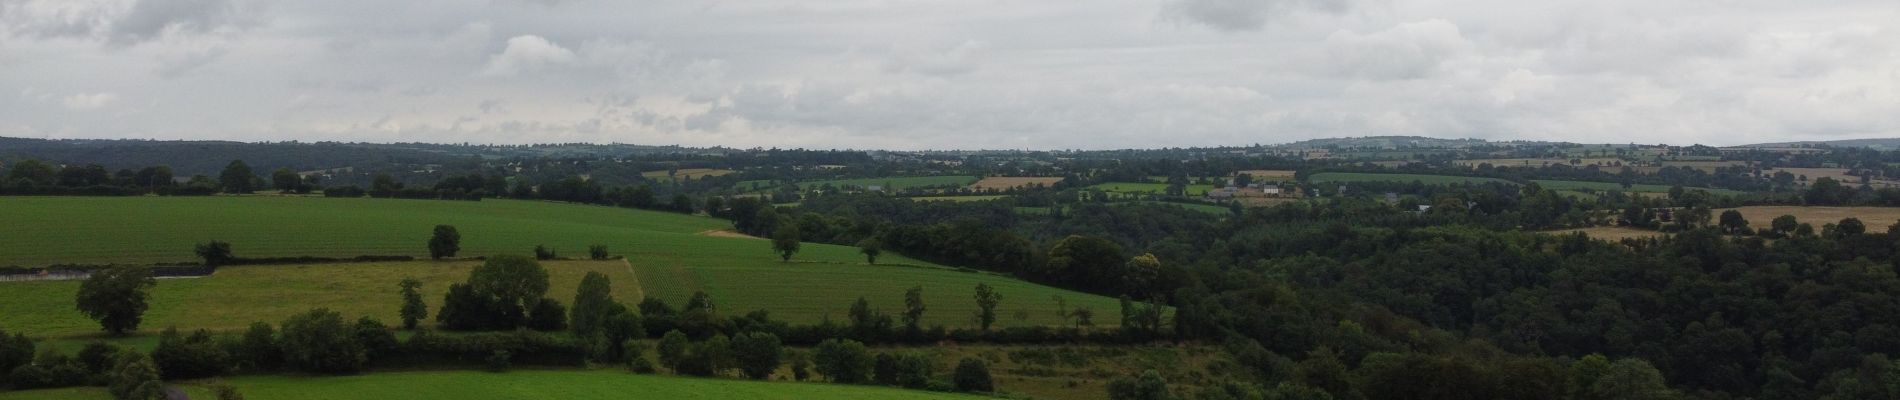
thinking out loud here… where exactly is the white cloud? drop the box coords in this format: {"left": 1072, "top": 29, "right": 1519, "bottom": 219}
{"left": 1161, "top": 0, "right": 1353, "bottom": 32}
{"left": 478, "top": 35, "right": 575, "bottom": 77}
{"left": 61, "top": 92, "right": 119, "bottom": 109}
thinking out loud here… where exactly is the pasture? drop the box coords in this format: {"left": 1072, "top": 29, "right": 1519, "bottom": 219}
{"left": 0, "top": 370, "right": 984, "bottom": 400}
{"left": 0, "top": 197, "right": 730, "bottom": 267}
{"left": 1307, "top": 172, "right": 1514, "bottom": 186}
{"left": 969, "top": 177, "right": 1065, "bottom": 191}
{"left": 1721, "top": 206, "right": 1900, "bottom": 230}
{"left": 1087, "top": 182, "right": 1217, "bottom": 196}
{"left": 631, "top": 255, "right": 1127, "bottom": 328}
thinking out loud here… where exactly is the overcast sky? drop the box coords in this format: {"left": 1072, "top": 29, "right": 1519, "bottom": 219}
{"left": 1, "top": 0, "right": 1896, "bottom": 150}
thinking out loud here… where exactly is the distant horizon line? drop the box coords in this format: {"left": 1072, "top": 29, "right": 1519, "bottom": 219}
{"left": 6, "top": 134, "right": 1899, "bottom": 153}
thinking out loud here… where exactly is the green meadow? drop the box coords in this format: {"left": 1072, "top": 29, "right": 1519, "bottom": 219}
{"left": 1087, "top": 182, "right": 1218, "bottom": 196}
{"left": 0, "top": 196, "right": 730, "bottom": 267}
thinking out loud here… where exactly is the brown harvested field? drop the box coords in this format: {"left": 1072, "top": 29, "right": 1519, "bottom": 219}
{"left": 641, "top": 168, "right": 737, "bottom": 180}
{"left": 1456, "top": 158, "right": 1623, "bottom": 168}
{"left": 1234, "top": 170, "right": 1298, "bottom": 180}
{"left": 1550, "top": 226, "right": 1667, "bottom": 241}
{"left": 969, "top": 176, "right": 1064, "bottom": 190}
{"left": 1723, "top": 206, "right": 1900, "bottom": 229}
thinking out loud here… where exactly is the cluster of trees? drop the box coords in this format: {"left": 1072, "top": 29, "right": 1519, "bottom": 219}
{"left": 0, "top": 159, "right": 215, "bottom": 196}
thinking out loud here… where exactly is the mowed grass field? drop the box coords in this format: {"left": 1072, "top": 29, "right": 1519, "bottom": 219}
{"left": 0, "top": 197, "right": 1125, "bottom": 335}
{"left": 1087, "top": 182, "right": 1217, "bottom": 196}
{"left": 0, "top": 196, "right": 731, "bottom": 267}
{"left": 0, "top": 370, "right": 984, "bottom": 400}
{"left": 0, "top": 260, "right": 641, "bottom": 338}
{"left": 632, "top": 256, "right": 1126, "bottom": 328}
{"left": 1307, "top": 172, "right": 1515, "bottom": 186}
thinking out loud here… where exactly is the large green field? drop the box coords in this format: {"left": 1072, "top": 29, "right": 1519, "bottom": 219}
{"left": 1529, "top": 180, "right": 1747, "bottom": 196}
{"left": 0, "top": 197, "right": 1124, "bottom": 338}
{"left": 1307, "top": 172, "right": 1516, "bottom": 186}
{"left": 0, "top": 197, "right": 731, "bottom": 267}
{"left": 734, "top": 176, "right": 979, "bottom": 193}
{"left": 1087, "top": 182, "right": 1218, "bottom": 196}
{"left": 0, "top": 370, "right": 983, "bottom": 400}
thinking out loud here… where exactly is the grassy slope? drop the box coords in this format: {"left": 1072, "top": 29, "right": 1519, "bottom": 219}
{"left": 0, "top": 197, "right": 1125, "bottom": 336}
{"left": 0, "top": 370, "right": 983, "bottom": 400}
{"left": 0, "top": 260, "right": 640, "bottom": 338}
{"left": 0, "top": 197, "right": 731, "bottom": 266}
{"left": 632, "top": 245, "right": 1125, "bottom": 328}
{"left": 1307, "top": 172, "right": 1515, "bottom": 186}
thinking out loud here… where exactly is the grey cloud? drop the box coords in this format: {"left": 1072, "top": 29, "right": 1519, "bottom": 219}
{"left": 109, "top": 0, "right": 259, "bottom": 46}
{"left": 1161, "top": 0, "right": 1353, "bottom": 32}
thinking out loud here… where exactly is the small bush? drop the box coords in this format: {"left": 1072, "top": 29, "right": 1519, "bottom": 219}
{"left": 588, "top": 245, "right": 609, "bottom": 260}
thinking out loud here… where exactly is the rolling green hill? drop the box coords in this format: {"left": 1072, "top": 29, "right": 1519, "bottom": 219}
{"left": 0, "top": 197, "right": 1125, "bottom": 338}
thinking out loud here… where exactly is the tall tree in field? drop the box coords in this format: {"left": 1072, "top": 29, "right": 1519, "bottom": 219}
{"left": 271, "top": 168, "right": 301, "bottom": 192}
{"left": 973, "top": 283, "right": 1002, "bottom": 331}
{"left": 731, "top": 331, "right": 783, "bottom": 380}
{"left": 902, "top": 286, "right": 926, "bottom": 331}
{"left": 1718, "top": 210, "right": 1749, "bottom": 234}
{"left": 858, "top": 239, "right": 882, "bottom": 265}
{"left": 218, "top": 160, "right": 255, "bottom": 193}
{"left": 772, "top": 226, "right": 801, "bottom": 262}
{"left": 569, "top": 271, "right": 625, "bottom": 338}
{"left": 76, "top": 265, "right": 157, "bottom": 335}
{"left": 469, "top": 254, "right": 550, "bottom": 325}
{"left": 195, "top": 240, "right": 234, "bottom": 266}
{"left": 428, "top": 225, "right": 460, "bottom": 260}
{"left": 398, "top": 277, "right": 427, "bottom": 330}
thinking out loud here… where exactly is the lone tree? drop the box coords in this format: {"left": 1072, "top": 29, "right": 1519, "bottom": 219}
{"left": 772, "top": 227, "right": 801, "bottom": 262}
{"left": 588, "top": 244, "right": 610, "bottom": 260}
{"left": 731, "top": 331, "right": 784, "bottom": 380}
{"left": 398, "top": 277, "right": 427, "bottom": 330}
{"left": 428, "top": 225, "right": 460, "bottom": 260}
{"left": 219, "top": 160, "right": 255, "bottom": 194}
{"left": 953, "top": 358, "right": 994, "bottom": 392}
{"left": 271, "top": 167, "right": 301, "bottom": 193}
{"left": 973, "top": 283, "right": 1002, "bottom": 331}
{"left": 902, "top": 286, "right": 926, "bottom": 331}
{"left": 76, "top": 265, "right": 157, "bottom": 335}
{"left": 195, "top": 240, "right": 233, "bottom": 266}
{"left": 813, "top": 338, "right": 872, "bottom": 384}
{"left": 1718, "top": 210, "right": 1749, "bottom": 234}
{"left": 858, "top": 239, "right": 881, "bottom": 265}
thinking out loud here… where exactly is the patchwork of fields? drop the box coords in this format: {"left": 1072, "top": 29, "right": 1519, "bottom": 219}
{"left": 0, "top": 197, "right": 1128, "bottom": 339}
